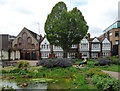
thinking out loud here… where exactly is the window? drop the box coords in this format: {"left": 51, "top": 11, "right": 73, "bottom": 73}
{"left": 115, "top": 40, "right": 119, "bottom": 45}
{"left": 14, "top": 44, "right": 17, "bottom": 49}
{"left": 109, "top": 32, "right": 112, "bottom": 36}
{"left": 28, "top": 38, "right": 31, "bottom": 49}
{"left": 23, "top": 33, "right": 27, "bottom": 49}
{"left": 18, "top": 38, "right": 21, "bottom": 49}
{"left": 115, "top": 31, "right": 119, "bottom": 37}
{"left": 32, "top": 44, "right": 35, "bottom": 49}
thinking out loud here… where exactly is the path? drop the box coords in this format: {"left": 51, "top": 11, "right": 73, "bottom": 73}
{"left": 102, "top": 70, "right": 120, "bottom": 79}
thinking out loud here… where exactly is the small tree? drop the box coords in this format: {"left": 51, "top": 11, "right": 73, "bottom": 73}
{"left": 45, "top": 1, "right": 88, "bottom": 58}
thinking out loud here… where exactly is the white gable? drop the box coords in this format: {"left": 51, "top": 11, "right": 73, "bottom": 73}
{"left": 102, "top": 38, "right": 110, "bottom": 44}
{"left": 41, "top": 38, "right": 50, "bottom": 45}
{"left": 92, "top": 38, "right": 99, "bottom": 42}
{"left": 80, "top": 38, "right": 89, "bottom": 43}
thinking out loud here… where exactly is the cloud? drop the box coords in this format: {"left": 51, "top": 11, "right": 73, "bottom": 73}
{"left": 0, "top": 0, "right": 119, "bottom": 38}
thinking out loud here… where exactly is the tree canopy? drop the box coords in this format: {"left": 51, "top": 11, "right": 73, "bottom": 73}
{"left": 44, "top": 1, "right": 89, "bottom": 58}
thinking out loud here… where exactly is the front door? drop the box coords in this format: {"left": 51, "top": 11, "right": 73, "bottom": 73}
{"left": 25, "top": 52, "right": 30, "bottom": 60}
{"left": 32, "top": 52, "right": 37, "bottom": 60}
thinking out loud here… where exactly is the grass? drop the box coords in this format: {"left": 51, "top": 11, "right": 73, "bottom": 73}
{"left": 73, "top": 60, "right": 82, "bottom": 65}
{"left": 96, "top": 65, "right": 120, "bottom": 72}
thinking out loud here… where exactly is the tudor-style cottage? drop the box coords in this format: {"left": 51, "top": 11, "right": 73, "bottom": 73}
{"left": 79, "top": 38, "right": 89, "bottom": 58}
{"left": 101, "top": 37, "right": 111, "bottom": 56}
{"left": 40, "top": 37, "right": 51, "bottom": 58}
{"left": 90, "top": 37, "right": 101, "bottom": 58}
{"left": 12, "top": 27, "right": 41, "bottom": 60}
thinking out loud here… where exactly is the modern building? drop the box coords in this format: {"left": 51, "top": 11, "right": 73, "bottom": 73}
{"left": 98, "top": 20, "right": 120, "bottom": 56}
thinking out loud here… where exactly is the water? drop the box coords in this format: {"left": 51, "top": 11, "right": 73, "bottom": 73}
{"left": 0, "top": 79, "right": 48, "bottom": 90}
{"left": 0, "top": 78, "right": 66, "bottom": 90}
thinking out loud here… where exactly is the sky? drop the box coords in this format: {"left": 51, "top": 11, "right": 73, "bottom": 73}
{"left": 0, "top": 0, "right": 119, "bottom": 37}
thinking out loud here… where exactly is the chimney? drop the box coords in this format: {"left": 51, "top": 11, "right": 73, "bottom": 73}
{"left": 88, "top": 33, "right": 90, "bottom": 40}
{"left": 40, "top": 34, "right": 42, "bottom": 42}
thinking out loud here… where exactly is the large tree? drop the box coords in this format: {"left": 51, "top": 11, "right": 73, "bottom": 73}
{"left": 45, "top": 1, "right": 88, "bottom": 58}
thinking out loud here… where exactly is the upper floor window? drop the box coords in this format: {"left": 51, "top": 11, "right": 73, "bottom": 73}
{"left": 115, "top": 31, "right": 119, "bottom": 37}
{"left": 32, "top": 44, "right": 35, "bottom": 49}
{"left": 28, "top": 38, "right": 31, "bottom": 49}
{"left": 92, "top": 44, "right": 99, "bottom": 49}
{"left": 18, "top": 38, "right": 21, "bottom": 49}
{"left": 81, "top": 44, "right": 88, "bottom": 49}
{"left": 115, "top": 40, "right": 119, "bottom": 45}
{"left": 23, "top": 33, "right": 27, "bottom": 49}
{"left": 14, "top": 44, "right": 17, "bottom": 49}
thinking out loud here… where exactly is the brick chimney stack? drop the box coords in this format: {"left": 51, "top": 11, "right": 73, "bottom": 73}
{"left": 88, "top": 33, "right": 90, "bottom": 40}
{"left": 40, "top": 34, "right": 42, "bottom": 42}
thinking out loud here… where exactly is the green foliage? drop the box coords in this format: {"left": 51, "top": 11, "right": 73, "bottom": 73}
{"left": 17, "top": 61, "right": 29, "bottom": 69}
{"left": 109, "top": 56, "right": 120, "bottom": 65}
{"left": 86, "top": 68, "right": 109, "bottom": 77}
{"left": 92, "top": 75, "right": 119, "bottom": 91}
{"left": 45, "top": 1, "right": 88, "bottom": 57}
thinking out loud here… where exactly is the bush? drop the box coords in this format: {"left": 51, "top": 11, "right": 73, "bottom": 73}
{"left": 17, "top": 61, "right": 29, "bottom": 69}
{"left": 36, "top": 60, "right": 46, "bottom": 66}
{"left": 54, "top": 58, "right": 72, "bottom": 68}
{"left": 92, "top": 75, "right": 119, "bottom": 91}
{"left": 86, "top": 68, "right": 109, "bottom": 77}
{"left": 43, "top": 59, "right": 55, "bottom": 68}
{"left": 109, "top": 56, "right": 120, "bottom": 65}
{"left": 95, "top": 58, "right": 112, "bottom": 66}
{"left": 37, "top": 58, "right": 72, "bottom": 68}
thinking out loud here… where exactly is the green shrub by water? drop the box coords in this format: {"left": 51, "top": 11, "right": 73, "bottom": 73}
{"left": 92, "top": 75, "right": 119, "bottom": 91}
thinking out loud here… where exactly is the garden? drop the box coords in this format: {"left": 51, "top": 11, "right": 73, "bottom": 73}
{"left": 0, "top": 56, "right": 120, "bottom": 91}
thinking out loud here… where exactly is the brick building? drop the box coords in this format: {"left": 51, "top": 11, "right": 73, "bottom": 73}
{"left": 98, "top": 20, "right": 120, "bottom": 56}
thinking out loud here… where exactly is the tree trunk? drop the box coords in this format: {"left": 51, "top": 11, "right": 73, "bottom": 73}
{"left": 51, "top": 45, "right": 54, "bottom": 58}
{"left": 63, "top": 49, "right": 67, "bottom": 58}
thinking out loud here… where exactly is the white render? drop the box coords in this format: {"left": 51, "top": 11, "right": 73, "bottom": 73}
{"left": 79, "top": 38, "right": 89, "bottom": 51}
{"left": 79, "top": 38, "right": 89, "bottom": 58}
{"left": 102, "top": 38, "right": 111, "bottom": 56}
{"left": 40, "top": 38, "right": 51, "bottom": 58}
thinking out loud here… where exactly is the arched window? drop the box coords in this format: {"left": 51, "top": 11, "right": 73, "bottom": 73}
{"left": 14, "top": 44, "right": 17, "bottom": 49}
{"left": 18, "top": 38, "right": 21, "bottom": 49}
{"left": 23, "top": 33, "right": 27, "bottom": 49}
{"left": 28, "top": 38, "right": 31, "bottom": 49}
{"left": 32, "top": 44, "right": 35, "bottom": 49}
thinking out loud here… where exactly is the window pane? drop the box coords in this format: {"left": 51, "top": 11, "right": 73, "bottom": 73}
{"left": 23, "top": 33, "right": 27, "bottom": 49}
{"left": 19, "top": 38, "right": 21, "bottom": 49}
{"left": 28, "top": 38, "right": 31, "bottom": 49}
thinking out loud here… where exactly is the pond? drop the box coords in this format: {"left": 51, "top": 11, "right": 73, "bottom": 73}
{"left": 0, "top": 78, "right": 66, "bottom": 90}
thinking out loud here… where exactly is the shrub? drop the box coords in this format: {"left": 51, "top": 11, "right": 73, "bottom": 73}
{"left": 92, "top": 75, "right": 119, "bottom": 91}
{"left": 37, "top": 58, "right": 72, "bottom": 68}
{"left": 17, "top": 61, "right": 29, "bottom": 69}
{"left": 54, "top": 58, "right": 72, "bottom": 68}
{"left": 95, "top": 58, "right": 112, "bottom": 66}
{"left": 2, "top": 70, "right": 8, "bottom": 74}
{"left": 109, "top": 56, "right": 120, "bottom": 65}
{"left": 9, "top": 68, "right": 21, "bottom": 73}
{"left": 86, "top": 68, "right": 109, "bottom": 77}
{"left": 43, "top": 59, "right": 55, "bottom": 68}
{"left": 36, "top": 60, "right": 46, "bottom": 66}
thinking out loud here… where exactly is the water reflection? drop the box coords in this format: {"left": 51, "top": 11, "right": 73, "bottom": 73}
{"left": 0, "top": 80, "right": 48, "bottom": 90}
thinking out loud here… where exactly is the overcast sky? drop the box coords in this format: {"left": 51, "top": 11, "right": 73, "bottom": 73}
{"left": 0, "top": 0, "right": 119, "bottom": 37}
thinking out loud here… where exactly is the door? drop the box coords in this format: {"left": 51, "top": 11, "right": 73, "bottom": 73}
{"left": 32, "top": 52, "right": 37, "bottom": 60}
{"left": 25, "top": 52, "right": 30, "bottom": 60}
